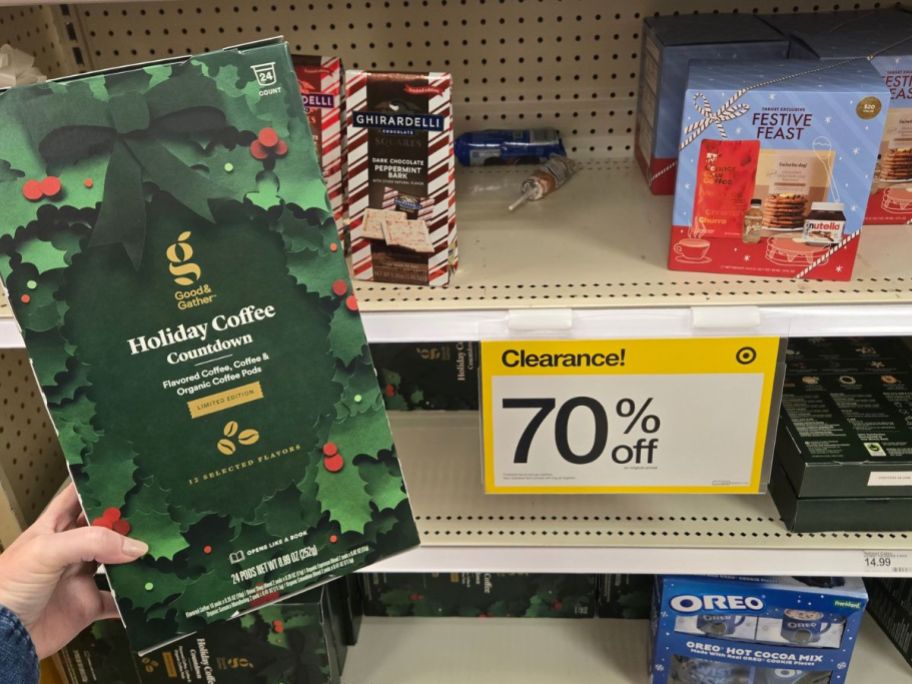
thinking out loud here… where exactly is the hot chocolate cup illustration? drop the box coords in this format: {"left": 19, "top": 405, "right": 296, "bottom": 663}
{"left": 674, "top": 238, "right": 711, "bottom": 261}
{"left": 696, "top": 613, "right": 746, "bottom": 636}
{"left": 780, "top": 609, "right": 840, "bottom": 644}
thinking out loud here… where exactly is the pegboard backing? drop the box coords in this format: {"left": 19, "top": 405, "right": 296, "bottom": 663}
{"left": 60, "top": 0, "right": 894, "bottom": 157}
{"left": 0, "top": 4, "right": 80, "bottom": 78}
{"left": 0, "top": 349, "right": 67, "bottom": 547}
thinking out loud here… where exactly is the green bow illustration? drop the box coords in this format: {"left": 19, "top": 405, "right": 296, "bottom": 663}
{"left": 22, "top": 68, "right": 232, "bottom": 269}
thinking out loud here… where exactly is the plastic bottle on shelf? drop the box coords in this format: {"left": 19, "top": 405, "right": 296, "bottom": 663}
{"left": 507, "top": 154, "right": 580, "bottom": 212}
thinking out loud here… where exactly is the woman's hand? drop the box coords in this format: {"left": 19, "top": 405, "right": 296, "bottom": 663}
{"left": 0, "top": 483, "right": 148, "bottom": 658}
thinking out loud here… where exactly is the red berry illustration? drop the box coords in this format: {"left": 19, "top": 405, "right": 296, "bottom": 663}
{"left": 272, "top": 620, "right": 284, "bottom": 633}
{"left": 92, "top": 517, "right": 113, "bottom": 529}
{"left": 384, "top": 384, "right": 396, "bottom": 397}
{"left": 329, "top": 242, "right": 339, "bottom": 253}
{"left": 19, "top": 294, "right": 30, "bottom": 305}
{"left": 274, "top": 140, "right": 289, "bottom": 157}
{"left": 345, "top": 294, "right": 359, "bottom": 312}
{"left": 203, "top": 545, "right": 213, "bottom": 555}
{"left": 322, "top": 442, "right": 338, "bottom": 457}
{"left": 323, "top": 453, "right": 344, "bottom": 473}
{"left": 329, "top": 534, "right": 338, "bottom": 544}
{"left": 249, "top": 140, "right": 270, "bottom": 160}
{"left": 551, "top": 601, "right": 562, "bottom": 611}
{"left": 409, "top": 593, "right": 424, "bottom": 601}
{"left": 112, "top": 519, "right": 132, "bottom": 536}
{"left": 22, "top": 180, "right": 42, "bottom": 201}
{"left": 331, "top": 279, "right": 348, "bottom": 296}
{"left": 40, "top": 176, "right": 61, "bottom": 198}
{"left": 258, "top": 127, "right": 279, "bottom": 149}
{"left": 103, "top": 507, "right": 122, "bottom": 522}
{"left": 83, "top": 178, "right": 94, "bottom": 189}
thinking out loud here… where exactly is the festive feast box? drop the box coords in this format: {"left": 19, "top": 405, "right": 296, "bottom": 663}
{"left": 293, "top": 55, "right": 345, "bottom": 242}
{"left": 650, "top": 575, "right": 868, "bottom": 684}
{"left": 635, "top": 15, "right": 788, "bottom": 195}
{"left": 345, "top": 69, "right": 457, "bottom": 286}
{"left": 790, "top": 32, "right": 912, "bottom": 225}
{"left": 56, "top": 585, "right": 346, "bottom": 683}
{"left": 670, "top": 59, "right": 889, "bottom": 280}
{"left": 0, "top": 39, "right": 419, "bottom": 653}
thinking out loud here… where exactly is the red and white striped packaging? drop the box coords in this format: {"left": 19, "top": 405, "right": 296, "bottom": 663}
{"left": 293, "top": 55, "right": 345, "bottom": 243}
{"left": 345, "top": 70, "right": 456, "bottom": 287}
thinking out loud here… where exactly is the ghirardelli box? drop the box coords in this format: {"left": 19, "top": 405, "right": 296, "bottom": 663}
{"left": 293, "top": 55, "right": 345, "bottom": 242}
{"left": 0, "top": 39, "right": 419, "bottom": 653}
{"left": 345, "top": 70, "right": 456, "bottom": 286}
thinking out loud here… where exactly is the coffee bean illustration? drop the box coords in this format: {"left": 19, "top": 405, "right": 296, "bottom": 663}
{"left": 217, "top": 438, "right": 236, "bottom": 456}
{"left": 238, "top": 429, "right": 260, "bottom": 445}
{"left": 223, "top": 421, "right": 238, "bottom": 437}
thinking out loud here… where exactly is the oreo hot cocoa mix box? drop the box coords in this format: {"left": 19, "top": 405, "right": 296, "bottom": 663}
{"left": 293, "top": 55, "right": 345, "bottom": 242}
{"left": 345, "top": 70, "right": 456, "bottom": 286}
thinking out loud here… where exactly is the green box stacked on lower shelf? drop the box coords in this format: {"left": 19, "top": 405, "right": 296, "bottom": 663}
{"left": 57, "top": 581, "right": 356, "bottom": 683}
{"left": 771, "top": 337, "right": 912, "bottom": 531}
{"left": 596, "top": 574, "right": 654, "bottom": 619}
{"left": 371, "top": 342, "right": 479, "bottom": 411}
{"left": 361, "top": 573, "right": 597, "bottom": 618}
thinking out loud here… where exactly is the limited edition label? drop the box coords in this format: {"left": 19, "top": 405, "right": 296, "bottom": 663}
{"left": 481, "top": 338, "right": 782, "bottom": 494}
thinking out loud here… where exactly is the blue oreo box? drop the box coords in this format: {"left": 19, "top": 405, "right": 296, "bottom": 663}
{"left": 635, "top": 14, "right": 788, "bottom": 194}
{"left": 650, "top": 575, "right": 868, "bottom": 683}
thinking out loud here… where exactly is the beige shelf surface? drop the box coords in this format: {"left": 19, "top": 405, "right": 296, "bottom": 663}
{"left": 369, "top": 412, "right": 912, "bottom": 576}
{"left": 342, "top": 615, "right": 911, "bottom": 684}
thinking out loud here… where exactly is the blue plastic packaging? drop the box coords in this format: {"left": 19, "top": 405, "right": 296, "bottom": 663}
{"left": 454, "top": 129, "right": 565, "bottom": 166}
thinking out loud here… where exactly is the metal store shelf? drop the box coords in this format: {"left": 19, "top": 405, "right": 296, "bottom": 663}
{"left": 370, "top": 412, "right": 912, "bottom": 577}
{"left": 342, "top": 616, "right": 910, "bottom": 684}
{"left": 5, "top": 161, "right": 912, "bottom": 347}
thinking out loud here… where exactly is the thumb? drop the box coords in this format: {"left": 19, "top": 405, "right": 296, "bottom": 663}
{"left": 33, "top": 527, "right": 148, "bottom": 572}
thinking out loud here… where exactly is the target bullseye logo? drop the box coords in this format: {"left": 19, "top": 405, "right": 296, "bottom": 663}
{"left": 736, "top": 346, "right": 757, "bottom": 365}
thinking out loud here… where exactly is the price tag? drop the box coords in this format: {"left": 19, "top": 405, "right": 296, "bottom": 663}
{"left": 481, "top": 338, "right": 781, "bottom": 493}
{"left": 862, "top": 551, "right": 912, "bottom": 574}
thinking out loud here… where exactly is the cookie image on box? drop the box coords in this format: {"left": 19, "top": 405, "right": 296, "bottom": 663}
{"left": 762, "top": 193, "right": 809, "bottom": 229}
{"left": 879, "top": 147, "right": 912, "bottom": 181}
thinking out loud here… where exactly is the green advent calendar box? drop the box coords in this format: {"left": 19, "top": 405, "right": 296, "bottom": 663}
{"left": 0, "top": 39, "right": 419, "bottom": 653}
{"left": 371, "top": 342, "right": 479, "bottom": 411}
{"left": 57, "top": 585, "right": 345, "bottom": 683}
{"left": 596, "top": 574, "right": 653, "bottom": 619}
{"left": 361, "top": 573, "right": 597, "bottom": 618}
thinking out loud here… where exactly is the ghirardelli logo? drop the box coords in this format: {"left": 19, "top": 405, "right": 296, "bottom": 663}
{"left": 166, "top": 231, "right": 201, "bottom": 287}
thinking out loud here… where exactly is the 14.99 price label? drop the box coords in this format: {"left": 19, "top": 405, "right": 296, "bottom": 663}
{"left": 482, "top": 338, "right": 782, "bottom": 494}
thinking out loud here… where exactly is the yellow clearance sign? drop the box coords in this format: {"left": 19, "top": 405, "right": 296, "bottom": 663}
{"left": 481, "top": 338, "right": 782, "bottom": 494}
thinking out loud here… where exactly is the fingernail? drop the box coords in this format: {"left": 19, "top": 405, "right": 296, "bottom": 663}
{"left": 122, "top": 538, "right": 149, "bottom": 557}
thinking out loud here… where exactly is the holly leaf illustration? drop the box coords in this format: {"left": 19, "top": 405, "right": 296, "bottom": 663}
{"left": 245, "top": 171, "right": 282, "bottom": 211}
{"left": 23, "top": 328, "right": 72, "bottom": 388}
{"left": 45, "top": 361, "right": 91, "bottom": 406}
{"left": 356, "top": 457, "right": 407, "bottom": 513}
{"left": 327, "top": 404, "right": 394, "bottom": 461}
{"left": 18, "top": 236, "right": 69, "bottom": 273}
{"left": 111, "top": 561, "right": 187, "bottom": 612}
{"left": 315, "top": 458, "right": 373, "bottom": 534}
{"left": 277, "top": 207, "right": 333, "bottom": 254}
{"left": 255, "top": 482, "right": 323, "bottom": 539}
{"left": 82, "top": 433, "right": 139, "bottom": 512}
{"left": 329, "top": 307, "right": 366, "bottom": 366}
{"left": 333, "top": 360, "right": 383, "bottom": 419}
{"left": 51, "top": 395, "right": 100, "bottom": 466}
{"left": 125, "top": 478, "right": 189, "bottom": 561}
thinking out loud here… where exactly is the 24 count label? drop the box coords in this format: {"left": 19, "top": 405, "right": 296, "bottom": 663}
{"left": 482, "top": 338, "right": 782, "bottom": 494}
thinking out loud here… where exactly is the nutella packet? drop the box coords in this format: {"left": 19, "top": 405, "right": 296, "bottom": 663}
{"left": 293, "top": 55, "right": 345, "bottom": 242}
{"left": 346, "top": 70, "right": 456, "bottom": 286}
{"left": 691, "top": 139, "right": 760, "bottom": 238}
